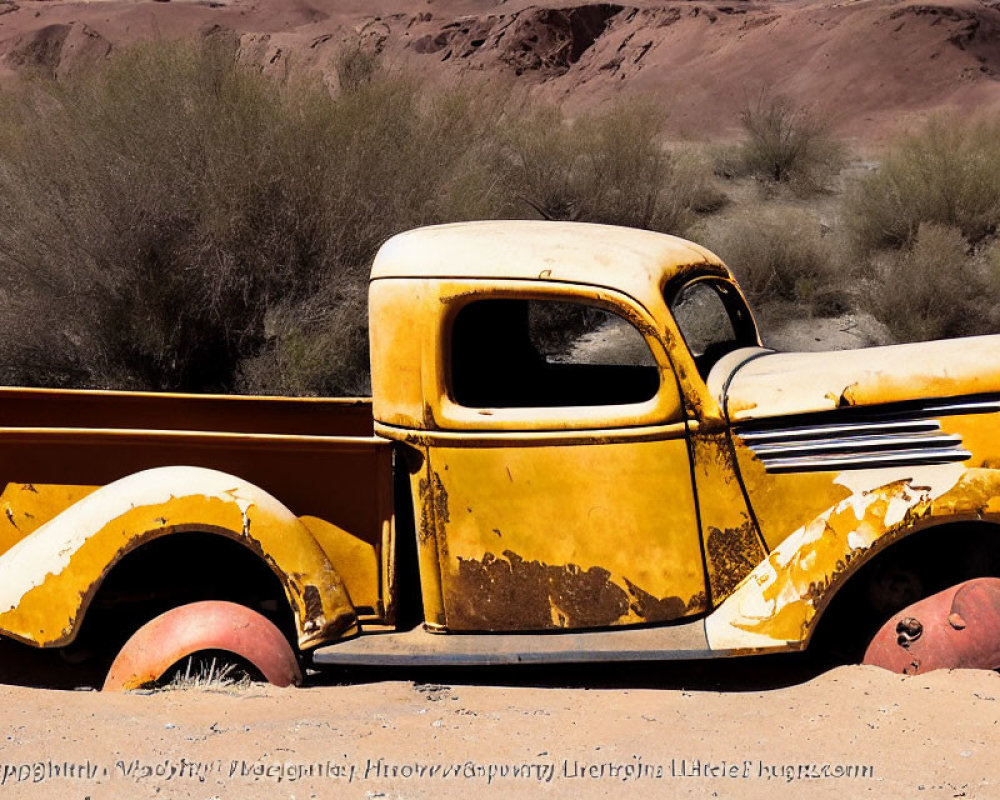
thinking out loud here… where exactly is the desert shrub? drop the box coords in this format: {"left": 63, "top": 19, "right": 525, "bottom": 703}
{"left": 236, "top": 284, "right": 371, "bottom": 396}
{"left": 729, "top": 92, "right": 845, "bottom": 194}
{"left": 0, "top": 39, "right": 715, "bottom": 395}
{"left": 499, "top": 99, "right": 724, "bottom": 235}
{"left": 335, "top": 42, "right": 381, "bottom": 92}
{"left": 846, "top": 116, "right": 1000, "bottom": 253}
{"left": 859, "top": 222, "right": 1000, "bottom": 342}
{"left": 0, "top": 40, "right": 507, "bottom": 394}
{"left": 699, "top": 207, "right": 840, "bottom": 310}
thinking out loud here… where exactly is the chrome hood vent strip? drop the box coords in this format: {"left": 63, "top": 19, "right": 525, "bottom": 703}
{"left": 735, "top": 394, "right": 999, "bottom": 473}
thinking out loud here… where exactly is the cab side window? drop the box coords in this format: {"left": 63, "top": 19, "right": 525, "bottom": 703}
{"left": 669, "top": 280, "right": 757, "bottom": 378}
{"left": 451, "top": 298, "right": 659, "bottom": 408}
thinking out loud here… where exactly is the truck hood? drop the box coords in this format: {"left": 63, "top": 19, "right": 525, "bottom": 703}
{"left": 718, "top": 335, "right": 1000, "bottom": 422}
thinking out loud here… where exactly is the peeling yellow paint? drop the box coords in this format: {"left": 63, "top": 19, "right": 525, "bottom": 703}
{"left": 0, "top": 467, "right": 356, "bottom": 650}
{"left": 725, "top": 339, "right": 1000, "bottom": 422}
{"left": 0, "top": 483, "right": 98, "bottom": 558}
{"left": 706, "top": 465, "right": 1000, "bottom": 651}
{"left": 421, "top": 432, "right": 707, "bottom": 631}
{"left": 299, "top": 515, "right": 379, "bottom": 615}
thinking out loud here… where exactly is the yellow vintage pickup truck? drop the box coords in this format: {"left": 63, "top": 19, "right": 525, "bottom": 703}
{"left": 1, "top": 220, "right": 998, "bottom": 690}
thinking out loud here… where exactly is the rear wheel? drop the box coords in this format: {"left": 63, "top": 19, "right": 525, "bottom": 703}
{"left": 862, "top": 578, "right": 1000, "bottom": 675}
{"left": 103, "top": 600, "right": 302, "bottom": 691}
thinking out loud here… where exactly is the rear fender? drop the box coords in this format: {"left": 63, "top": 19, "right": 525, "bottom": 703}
{"left": 706, "top": 466, "right": 1000, "bottom": 652}
{"left": 0, "top": 466, "right": 355, "bottom": 650}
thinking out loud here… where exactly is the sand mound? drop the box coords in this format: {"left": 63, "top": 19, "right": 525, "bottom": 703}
{"left": 0, "top": 663, "right": 997, "bottom": 798}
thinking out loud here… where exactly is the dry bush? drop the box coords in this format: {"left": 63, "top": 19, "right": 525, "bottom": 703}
{"left": 846, "top": 116, "right": 1000, "bottom": 254}
{"left": 859, "top": 223, "right": 1000, "bottom": 342}
{"left": 335, "top": 41, "right": 380, "bottom": 92}
{"left": 499, "top": 99, "right": 724, "bottom": 235}
{"left": 728, "top": 92, "right": 845, "bottom": 195}
{"left": 699, "top": 207, "right": 841, "bottom": 311}
{"left": 0, "top": 40, "right": 718, "bottom": 395}
{"left": 0, "top": 40, "right": 507, "bottom": 394}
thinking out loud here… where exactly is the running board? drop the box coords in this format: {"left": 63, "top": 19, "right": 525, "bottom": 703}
{"left": 311, "top": 619, "right": 715, "bottom": 666}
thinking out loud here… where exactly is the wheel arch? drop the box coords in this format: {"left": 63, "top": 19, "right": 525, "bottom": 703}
{"left": 705, "top": 466, "right": 1000, "bottom": 653}
{"left": 809, "top": 518, "right": 1000, "bottom": 657}
{"left": 0, "top": 466, "right": 357, "bottom": 650}
{"left": 75, "top": 527, "right": 299, "bottom": 656}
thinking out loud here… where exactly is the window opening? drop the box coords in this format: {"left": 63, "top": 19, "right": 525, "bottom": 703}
{"left": 670, "top": 280, "right": 757, "bottom": 378}
{"left": 451, "top": 298, "right": 659, "bottom": 408}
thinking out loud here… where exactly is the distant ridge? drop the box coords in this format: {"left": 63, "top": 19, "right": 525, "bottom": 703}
{"left": 2, "top": 0, "right": 1000, "bottom": 141}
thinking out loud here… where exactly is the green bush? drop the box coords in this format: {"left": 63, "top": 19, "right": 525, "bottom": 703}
{"left": 859, "top": 222, "right": 1000, "bottom": 342}
{"left": 730, "top": 92, "right": 845, "bottom": 194}
{"left": 846, "top": 116, "right": 1000, "bottom": 253}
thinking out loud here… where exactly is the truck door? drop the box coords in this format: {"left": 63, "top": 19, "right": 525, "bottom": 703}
{"left": 417, "top": 283, "right": 705, "bottom": 632}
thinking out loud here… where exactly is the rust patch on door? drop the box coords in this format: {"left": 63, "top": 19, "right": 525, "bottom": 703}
{"left": 624, "top": 577, "right": 706, "bottom": 619}
{"left": 302, "top": 585, "right": 324, "bottom": 625}
{"left": 448, "top": 551, "right": 628, "bottom": 629}
{"left": 446, "top": 550, "right": 702, "bottom": 630}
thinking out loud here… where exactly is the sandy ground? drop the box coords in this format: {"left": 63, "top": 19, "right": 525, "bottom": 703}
{"left": 0, "top": 660, "right": 997, "bottom": 799}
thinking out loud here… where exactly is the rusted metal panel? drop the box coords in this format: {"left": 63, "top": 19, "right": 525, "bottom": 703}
{"left": 387, "top": 257, "right": 710, "bottom": 633}
{"left": 686, "top": 424, "right": 768, "bottom": 606}
{"left": 0, "top": 428, "right": 387, "bottom": 548}
{"left": 371, "top": 223, "right": 1000, "bottom": 661}
{"left": 0, "top": 466, "right": 358, "bottom": 650}
{"left": 0, "top": 420, "right": 393, "bottom": 625}
{"left": 863, "top": 578, "right": 1000, "bottom": 674}
{"left": 0, "top": 386, "right": 373, "bottom": 436}
{"left": 421, "top": 429, "right": 706, "bottom": 631}
{"left": 412, "top": 451, "right": 448, "bottom": 629}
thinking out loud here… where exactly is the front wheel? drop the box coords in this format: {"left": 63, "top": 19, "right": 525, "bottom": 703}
{"left": 862, "top": 578, "right": 1000, "bottom": 675}
{"left": 103, "top": 600, "right": 302, "bottom": 691}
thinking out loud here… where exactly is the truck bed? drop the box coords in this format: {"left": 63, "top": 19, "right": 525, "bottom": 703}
{"left": 0, "top": 387, "right": 393, "bottom": 618}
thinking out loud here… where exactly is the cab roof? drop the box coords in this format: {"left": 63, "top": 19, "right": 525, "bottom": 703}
{"left": 370, "top": 221, "right": 729, "bottom": 304}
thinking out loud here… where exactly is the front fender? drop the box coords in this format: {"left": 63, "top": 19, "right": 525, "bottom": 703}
{"left": 0, "top": 466, "right": 355, "bottom": 650}
{"left": 706, "top": 465, "right": 1000, "bottom": 652}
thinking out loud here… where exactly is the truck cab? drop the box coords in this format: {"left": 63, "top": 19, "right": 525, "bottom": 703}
{"left": 334, "top": 219, "right": 1000, "bottom": 674}
{"left": 368, "top": 221, "right": 765, "bottom": 634}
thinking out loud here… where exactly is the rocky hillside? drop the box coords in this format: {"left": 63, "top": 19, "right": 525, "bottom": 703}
{"left": 2, "top": 0, "right": 1000, "bottom": 140}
